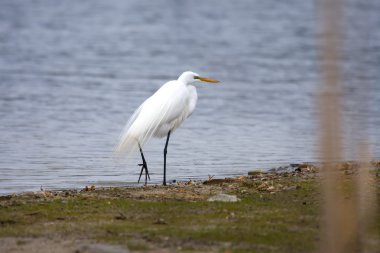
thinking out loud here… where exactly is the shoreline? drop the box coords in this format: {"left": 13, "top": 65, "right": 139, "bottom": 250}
{"left": 3, "top": 160, "right": 379, "bottom": 198}
{"left": 1, "top": 162, "right": 320, "bottom": 199}
{"left": 0, "top": 161, "right": 379, "bottom": 253}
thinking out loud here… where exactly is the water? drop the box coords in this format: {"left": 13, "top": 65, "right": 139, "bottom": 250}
{"left": 0, "top": 0, "right": 379, "bottom": 194}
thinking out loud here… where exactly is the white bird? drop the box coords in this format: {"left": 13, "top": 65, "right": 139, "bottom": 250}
{"left": 115, "top": 71, "right": 220, "bottom": 185}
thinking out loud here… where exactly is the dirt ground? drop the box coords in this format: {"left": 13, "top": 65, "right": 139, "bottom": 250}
{"left": 0, "top": 162, "right": 379, "bottom": 253}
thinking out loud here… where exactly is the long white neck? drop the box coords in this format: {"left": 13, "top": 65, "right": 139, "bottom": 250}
{"left": 177, "top": 75, "right": 189, "bottom": 84}
{"left": 177, "top": 71, "right": 198, "bottom": 85}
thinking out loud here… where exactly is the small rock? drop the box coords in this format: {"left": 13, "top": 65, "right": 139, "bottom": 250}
{"left": 257, "top": 183, "right": 268, "bottom": 191}
{"left": 114, "top": 212, "right": 127, "bottom": 220}
{"left": 284, "top": 185, "right": 301, "bottom": 191}
{"left": 207, "top": 194, "right": 240, "bottom": 202}
{"left": 248, "top": 170, "right": 262, "bottom": 176}
{"left": 154, "top": 218, "right": 167, "bottom": 225}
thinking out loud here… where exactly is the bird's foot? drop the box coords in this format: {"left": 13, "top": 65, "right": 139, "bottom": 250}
{"left": 137, "top": 161, "right": 150, "bottom": 185}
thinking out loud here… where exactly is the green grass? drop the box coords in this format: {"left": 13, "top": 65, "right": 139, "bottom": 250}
{"left": 0, "top": 179, "right": 323, "bottom": 252}
{"left": 1, "top": 167, "right": 379, "bottom": 253}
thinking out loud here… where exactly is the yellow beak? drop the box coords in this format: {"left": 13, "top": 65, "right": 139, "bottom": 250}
{"left": 196, "top": 76, "right": 220, "bottom": 83}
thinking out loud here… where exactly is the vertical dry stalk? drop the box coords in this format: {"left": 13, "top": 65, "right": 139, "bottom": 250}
{"left": 318, "top": 0, "right": 358, "bottom": 252}
{"left": 355, "top": 143, "right": 377, "bottom": 250}
{"left": 319, "top": 0, "right": 377, "bottom": 252}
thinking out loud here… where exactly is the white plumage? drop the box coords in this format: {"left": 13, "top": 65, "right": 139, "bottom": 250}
{"left": 115, "top": 71, "right": 219, "bottom": 185}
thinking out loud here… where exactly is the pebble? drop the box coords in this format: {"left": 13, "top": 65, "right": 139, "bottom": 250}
{"left": 207, "top": 194, "right": 240, "bottom": 202}
{"left": 285, "top": 185, "right": 301, "bottom": 191}
{"left": 248, "top": 170, "right": 262, "bottom": 176}
{"left": 154, "top": 218, "right": 167, "bottom": 225}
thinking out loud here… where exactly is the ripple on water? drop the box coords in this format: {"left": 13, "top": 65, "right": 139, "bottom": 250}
{"left": 0, "top": 0, "right": 379, "bottom": 194}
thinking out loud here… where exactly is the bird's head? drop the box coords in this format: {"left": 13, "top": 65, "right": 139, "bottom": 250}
{"left": 178, "top": 71, "right": 220, "bottom": 85}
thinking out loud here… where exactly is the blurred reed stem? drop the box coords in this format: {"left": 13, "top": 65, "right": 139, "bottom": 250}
{"left": 319, "top": 0, "right": 376, "bottom": 252}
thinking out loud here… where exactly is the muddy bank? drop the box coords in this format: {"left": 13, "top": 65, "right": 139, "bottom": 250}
{"left": 0, "top": 162, "right": 379, "bottom": 253}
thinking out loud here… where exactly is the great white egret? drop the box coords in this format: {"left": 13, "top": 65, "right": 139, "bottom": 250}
{"left": 115, "top": 71, "right": 220, "bottom": 185}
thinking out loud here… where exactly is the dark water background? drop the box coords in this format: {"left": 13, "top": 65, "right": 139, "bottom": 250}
{"left": 0, "top": 0, "right": 379, "bottom": 194}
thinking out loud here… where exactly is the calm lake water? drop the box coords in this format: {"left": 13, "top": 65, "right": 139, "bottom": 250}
{"left": 0, "top": 0, "right": 379, "bottom": 194}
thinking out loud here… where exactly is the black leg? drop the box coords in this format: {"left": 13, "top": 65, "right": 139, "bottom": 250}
{"left": 137, "top": 143, "right": 150, "bottom": 185}
{"left": 163, "top": 130, "right": 171, "bottom": 186}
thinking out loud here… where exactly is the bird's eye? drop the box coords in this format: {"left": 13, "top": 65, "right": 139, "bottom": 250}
{"left": 194, "top": 76, "right": 200, "bottom": 79}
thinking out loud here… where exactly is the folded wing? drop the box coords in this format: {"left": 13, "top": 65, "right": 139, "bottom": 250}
{"left": 114, "top": 81, "right": 189, "bottom": 155}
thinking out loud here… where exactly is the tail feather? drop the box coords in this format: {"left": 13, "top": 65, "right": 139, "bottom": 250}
{"left": 114, "top": 103, "right": 145, "bottom": 157}
{"left": 114, "top": 132, "right": 139, "bottom": 156}
{"left": 115, "top": 82, "right": 184, "bottom": 157}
